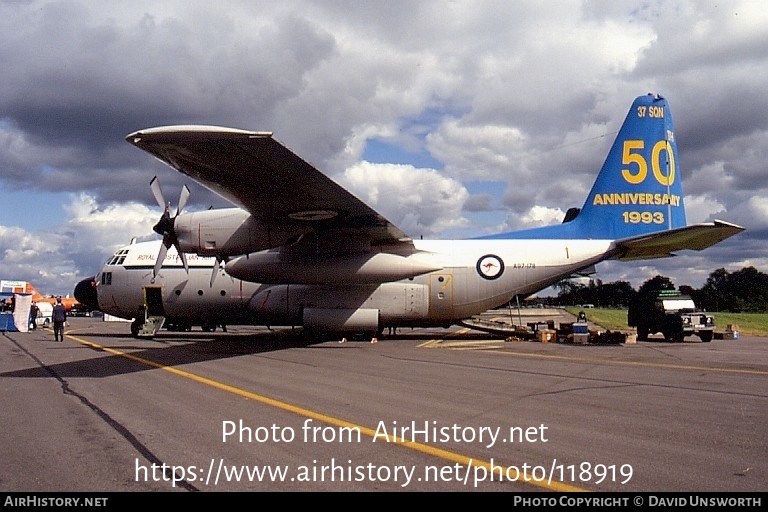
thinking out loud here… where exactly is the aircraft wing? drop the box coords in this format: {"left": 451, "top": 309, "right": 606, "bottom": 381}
{"left": 126, "top": 126, "right": 412, "bottom": 248}
{"left": 611, "top": 220, "right": 745, "bottom": 261}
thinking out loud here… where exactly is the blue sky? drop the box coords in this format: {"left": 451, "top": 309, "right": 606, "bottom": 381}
{"left": 0, "top": 186, "right": 72, "bottom": 231}
{"left": 363, "top": 140, "right": 443, "bottom": 170}
{"left": 1, "top": 0, "right": 766, "bottom": 297}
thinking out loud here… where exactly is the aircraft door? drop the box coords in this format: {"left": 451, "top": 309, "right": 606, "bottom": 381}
{"left": 428, "top": 273, "right": 454, "bottom": 320}
{"left": 143, "top": 286, "right": 165, "bottom": 316}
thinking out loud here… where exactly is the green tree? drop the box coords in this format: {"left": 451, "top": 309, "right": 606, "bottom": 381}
{"left": 699, "top": 266, "right": 768, "bottom": 312}
{"left": 637, "top": 275, "right": 676, "bottom": 296}
{"left": 598, "top": 280, "right": 636, "bottom": 307}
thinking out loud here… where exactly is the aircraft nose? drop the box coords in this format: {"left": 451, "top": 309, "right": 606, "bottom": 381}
{"left": 74, "top": 276, "right": 99, "bottom": 310}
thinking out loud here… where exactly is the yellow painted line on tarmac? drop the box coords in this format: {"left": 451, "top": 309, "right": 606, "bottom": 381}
{"left": 423, "top": 335, "right": 768, "bottom": 376}
{"left": 490, "top": 349, "right": 768, "bottom": 376}
{"left": 64, "top": 331, "right": 587, "bottom": 492}
{"left": 419, "top": 339, "right": 505, "bottom": 350}
{"left": 418, "top": 327, "right": 487, "bottom": 348}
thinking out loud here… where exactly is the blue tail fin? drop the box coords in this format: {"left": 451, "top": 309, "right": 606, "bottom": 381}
{"left": 577, "top": 93, "right": 685, "bottom": 238}
{"left": 481, "top": 93, "right": 686, "bottom": 240}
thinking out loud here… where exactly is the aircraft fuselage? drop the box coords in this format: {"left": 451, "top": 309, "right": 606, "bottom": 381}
{"left": 86, "top": 238, "right": 614, "bottom": 334}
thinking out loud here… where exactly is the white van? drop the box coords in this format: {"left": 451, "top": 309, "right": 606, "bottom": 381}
{"left": 34, "top": 302, "right": 52, "bottom": 328}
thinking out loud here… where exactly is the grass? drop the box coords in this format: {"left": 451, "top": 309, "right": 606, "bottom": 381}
{"left": 565, "top": 308, "right": 768, "bottom": 337}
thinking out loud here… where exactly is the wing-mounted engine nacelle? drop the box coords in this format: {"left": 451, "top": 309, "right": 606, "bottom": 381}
{"left": 173, "top": 208, "right": 309, "bottom": 257}
{"left": 226, "top": 251, "right": 442, "bottom": 284}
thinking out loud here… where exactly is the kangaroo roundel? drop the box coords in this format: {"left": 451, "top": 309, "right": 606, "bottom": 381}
{"left": 476, "top": 254, "right": 505, "bottom": 280}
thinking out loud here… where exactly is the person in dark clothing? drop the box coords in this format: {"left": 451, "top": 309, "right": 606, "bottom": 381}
{"left": 29, "top": 302, "right": 40, "bottom": 330}
{"left": 52, "top": 296, "right": 67, "bottom": 342}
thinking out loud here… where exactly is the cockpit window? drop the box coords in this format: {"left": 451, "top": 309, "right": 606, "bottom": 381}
{"left": 106, "top": 249, "right": 129, "bottom": 266}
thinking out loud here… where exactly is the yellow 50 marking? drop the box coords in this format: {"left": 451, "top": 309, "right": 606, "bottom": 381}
{"left": 621, "top": 140, "right": 675, "bottom": 186}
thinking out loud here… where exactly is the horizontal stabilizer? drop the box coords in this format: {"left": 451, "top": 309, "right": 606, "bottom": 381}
{"left": 612, "top": 220, "right": 745, "bottom": 261}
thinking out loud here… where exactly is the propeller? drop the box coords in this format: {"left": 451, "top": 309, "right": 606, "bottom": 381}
{"left": 150, "top": 176, "right": 190, "bottom": 279}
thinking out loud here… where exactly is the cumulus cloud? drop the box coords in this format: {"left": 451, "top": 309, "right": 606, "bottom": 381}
{"left": 0, "top": 0, "right": 765, "bottom": 294}
{"left": 340, "top": 161, "right": 469, "bottom": 238}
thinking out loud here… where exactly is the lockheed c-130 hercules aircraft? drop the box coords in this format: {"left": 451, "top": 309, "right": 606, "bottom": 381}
{"left": 75, "top": 94, "right": 744, "bottom": 338}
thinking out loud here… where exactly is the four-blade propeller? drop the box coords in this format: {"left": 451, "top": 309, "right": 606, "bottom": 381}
{"left": 150, "top": 176, "right": 190, "bottom": 280}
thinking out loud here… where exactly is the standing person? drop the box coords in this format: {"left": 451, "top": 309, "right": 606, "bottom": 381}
{"left": 29, "top": 302, "right": 40, "bottom": 330}
{"left": 52, "top": 296, "right": 67, "bottom": 342}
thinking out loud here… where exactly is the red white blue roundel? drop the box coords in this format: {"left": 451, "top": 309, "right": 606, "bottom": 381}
{"left": 476, "top": 254, "right": 504, "bottom": 280}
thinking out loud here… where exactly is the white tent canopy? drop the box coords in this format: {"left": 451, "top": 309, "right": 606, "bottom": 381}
{"left": 12, "top": 293, "right": 32, "bottom": 333}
